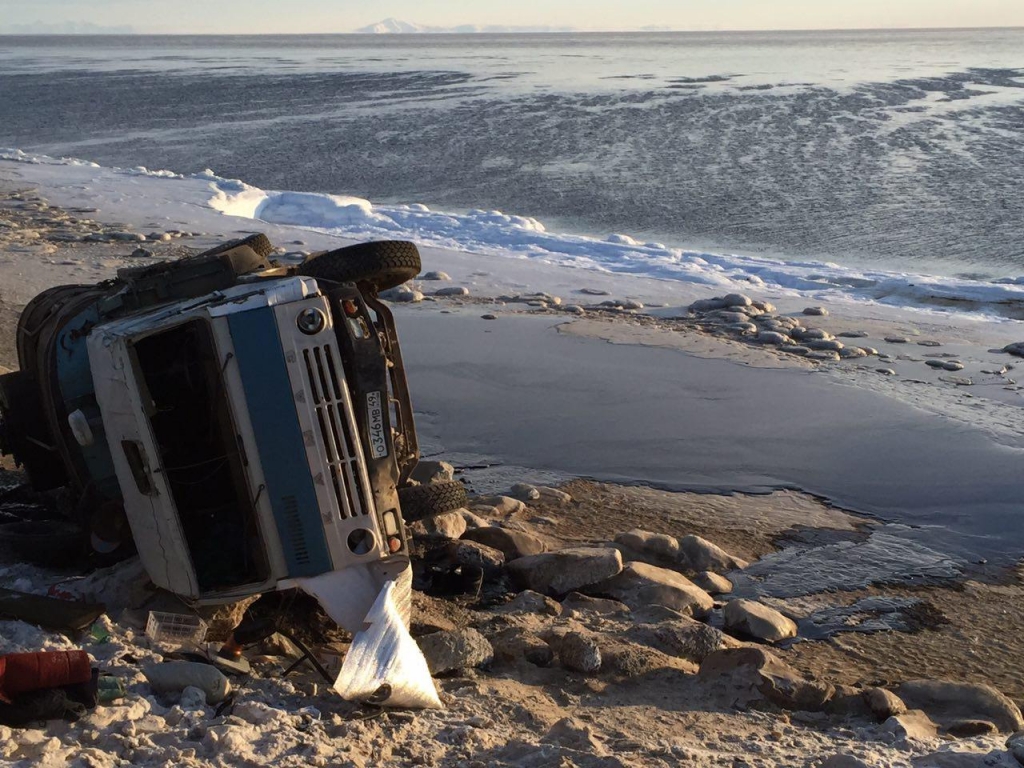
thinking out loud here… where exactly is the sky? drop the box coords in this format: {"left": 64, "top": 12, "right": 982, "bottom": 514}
{"left": 1, "top": 0, "right": 1023, "bottom": 34}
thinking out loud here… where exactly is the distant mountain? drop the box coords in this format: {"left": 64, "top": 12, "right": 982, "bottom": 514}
{"left": 0, "top": 20, "right": 135, "bottom": 34}
{"left": 354, "top": 18, "right": 576, "bottom": 34}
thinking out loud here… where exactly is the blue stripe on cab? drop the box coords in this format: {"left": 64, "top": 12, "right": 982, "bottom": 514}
{"left": 228, "top": 307, "right": 331, "bottom": 577}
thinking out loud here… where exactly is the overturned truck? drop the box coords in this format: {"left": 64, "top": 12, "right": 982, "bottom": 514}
{"left": 0, "top": 235, "right": 466, "bottom": 609}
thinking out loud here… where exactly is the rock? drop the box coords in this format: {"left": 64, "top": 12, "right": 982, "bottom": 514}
{"left": 722, "top": 293, "right": 753, "bottom": 308}
{"left": 536, "top": 486, "right": 573, "bottom": 505}
{"left": 417, "top": 628, "right": 493, "bottom": 675}
{"left": 462, "top": 526, "right": 547, "bottom": 561}
{"left": 806, "top": 339, "right": 845, "bottom": 351}
{"left": 507, "top": 546, "right": 623, "bottom": 595}
{"left": 592, "top": 561, "right": 714, "bottom": 618}
{"left": 699, "top": 647, "right": 834, "bottom": 711}
{"left": 708, "top": 310, "right": 753, "bottom": 325}
{"left": 917, "top": 340, "right": 942, "bottom": 347}
{"left": 435, "top": 286, "right": 469, "bottom": 297}
{"left": 563, "top": 304, "right": 585, "bottom": 315}
{"left": 690, "top": 297, "right": 728, "bottom": 312}
{"left": 458, "top": 509, "right": 491, "bottom": 529}
{"left": 793, "top": 327, "right": 833, "bottom": 341}
{"left": 732, "top": 322, "right": 759, "bottom": 334}
{"left": 622, "top": 299, "right": 644, "bottom": 310}
{"left": 408, "top": 511, "right": 467, "bottom": 541}
{"left": 877, "top": 368, "right": 897, "bottom": 376}
{"left": 481, "top": 313, "right": 497, "bottom": 320}
{"left": 543, "top": 717, "right": 608, "bottom": 754}
{"left": 723, "top": 599, "right": 798, "bottom": 643}
{"left": 444, "top": 540, "right": 505, "bottom": 577}
{"left": 781, "top": 345, "right": 811, "bottom": 356}
{"left": 898, "top": 680, "right": 1024, "bottom": 733}
{"left": 838, "top": 330, "right": 869, "bottom": 338}
{"left": 130, "top": 247, "right": 154, "bottom": 258}
{"left": 179, "top": 686, "right": 208, "bottom": 710}
{"left": 865, "top": 687, "right": 907, "bottom": 721}
{"left": 1007, "top": 732, "right": 1024, "bottom": 766}
{"left": 882, "top": 710, "right": 939, "bottom": 741}
{"left": 580, "top": 287, "right": 611, "bottom": 296}
{"left": 650, "top": 619, "right": 731, "bottom": 663}
{"left": 945, "top": 719, "right": 998, "bottom": 737}
{"left": 926, "top": 359, "right": 947, "bottom": 369}
{"left": 678, "top": 534, "right": 748, "bottom": 572}
{"left": 1003, "top": 342, "right": 1024, "bottom": 358}
{"left": 411, "top": 460, "right": 456, "bottom": 484}
{"left": 807, "top": 350, "right": 841, "bottom": 362}
{"left": 381, "top": 286, "right": 423, "bottom": 303}
{"left": 473, "top": 495, "right": 528, "bottom": 516}
{"left": 494, "top": 590, "right": 562, "bottom": 617}
{"left": 752, "top": 301, "right": 776, "bottom": 313}
{"left": 509, "top": 483, "right": 540, "bottom": 501}
{"left": 826, "top": 685, "right": 875, "bottom": 719}
{"left": 756, "top": 331, "right": 790, "bottom": 345}
{"left": 614, "top": 528, "right": 680, "bottom": 561}
{"left": 803, "top": 306, "right": 828, "bottom": 316}
{"left": 819, "top": 755, "right": 871, "bottom": 768}
{"left": 885, "top": 336, "right": 910, "bottom": 344}
{"left": 558, "top": 632, "right": 601, "bottom": 673}
{"left": 692, "top": 571, "right": 732, "bottom": 595}
{"left": 839, "top": 347, "right": 868, "bottom": 359}
{"left": 489, "top": 627, "right": 555, "bottom": 666}
{"left": 941, "top": 360, "right": 965, "bottom": 372}
{"left": 421, "top": 271, "right": 451, "bottom": 281}
{"left": 560, "top": 592, "right": 630, "bottom": 618}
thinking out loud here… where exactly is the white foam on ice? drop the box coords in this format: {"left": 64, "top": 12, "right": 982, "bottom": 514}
{"left": 5, "top": 147, "right": 1024, "bottom": 319}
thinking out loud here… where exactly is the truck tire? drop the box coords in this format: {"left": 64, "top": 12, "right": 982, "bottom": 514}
{"left": 197, "top": 232, "right": 275, "bottom": 259}
{"left": 298, "top": 241, "right": 421, "bottom": 293}
{"left": 0, "top": 520, "right": 85, "bottom": 566}
{"left": 0, "top": 371, "right": 67, "bottom": 491}
{"left": 397, "top": 480, "right": 468, "bottom": 522}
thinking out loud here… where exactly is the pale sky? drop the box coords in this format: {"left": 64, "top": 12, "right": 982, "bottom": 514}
{"left": 1, "top": 0, "right": 1023, "bottom": 34}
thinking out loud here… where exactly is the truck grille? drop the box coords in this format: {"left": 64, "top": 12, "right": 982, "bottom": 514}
{"left": 300, "top": 344, "right": 370, "bottom": 519}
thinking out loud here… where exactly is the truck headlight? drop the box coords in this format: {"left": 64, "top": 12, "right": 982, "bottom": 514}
{"left": 296, "top": 307, "right": 327, "bottom": 335}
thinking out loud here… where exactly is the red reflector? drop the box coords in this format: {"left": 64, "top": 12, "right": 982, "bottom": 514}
{"left": 343, "top": 299, "right": 359, "bottom": 317}
{"left": 388, "top": 536, "right": 402, "bottom": 553}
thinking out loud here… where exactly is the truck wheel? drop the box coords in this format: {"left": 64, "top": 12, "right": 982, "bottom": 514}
{"left": 0, "top": 371, "right": 67, "bottom": 491}
{"left": 298, "top": 241, "right": 421, "bottom": 293}
{"left": 397, "top": 480, "right": 468, "bottom": 522}
{"left": 0, "top": 520, "right": 85, "bottom": 566}
{"left": 197, "top": 232, "right": 275, "bottom": 259}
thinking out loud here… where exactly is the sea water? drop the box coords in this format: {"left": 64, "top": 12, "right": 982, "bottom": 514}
{"left": 0, "top": 29, "right": 1022, "bottom": 280}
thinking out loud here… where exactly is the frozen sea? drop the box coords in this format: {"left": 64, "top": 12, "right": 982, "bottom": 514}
{"left": 0, "top": 29, "right": 1023, "bottom": 282}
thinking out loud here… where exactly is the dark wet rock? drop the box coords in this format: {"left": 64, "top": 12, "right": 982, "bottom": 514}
{"left": 462, "top": 526, "right": 547, "bottom": 561}
{"left": 130, "top": 247, "right": 154, "bottom": 258}
{"left": 723, "top": 599, "right": 798, "bottom": 643}
{"left": 481, "top": 313, "right": 497, "bottom": 320}
{"left": 877, "top": 368, "right": 897, "bottom": 376}
{"left": 507, "top": 546, "right": 623, "bottom": 595}
{"left": 885, "top": 336, "right": 910, "bottom": 344}
{"left": 865, "top": 687, "right": 907, "bottom": 722}
{"left": 780, "top": 344, "right": 811, "bottom": 356}
{"left": 1003, "top": 342, "right": 1024, "bottom": 358}
{"left": 558, "top": 631, "right": 602, "bottom": 673}
{"left": 698, "top": 647, "right": 834, "bottom": 712}
{"left": 444, "top": 540, "right": 505, "bottom": 578}
{"left": 897, "top": 680, "right": 1024, "bottom": 733}
{"left": 493, "top": 590, "right": 562, "bottom": 617}
{"left": 793, "top": 327, "right": 833, "bottom": 341}
{"left": 592, "top": 561, "right": 713, "bottom": 617}
{"left": 1007, "top": 731, "right": 1024, "bottom": 766}
{"left": 692, "top": 571, "right": 732, "bottom": 595}
{"left": 678, "top": 534, "right": 749, "bottom": 573}
{"left": 690, "top": 297, "right": 729, "bottom": 312}
{"left": 838, "top": 330, "right": 869, "bottom": 338}
{"left": 756, "top": 331, "right": 790, "bottom": 345}
{"left": 917, "top": 340, "right": 942, "bottom": 347}
{"left": 418, "top": 628, "right": 494, "bottom": 675}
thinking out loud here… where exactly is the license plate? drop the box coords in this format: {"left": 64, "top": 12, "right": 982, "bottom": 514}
{"left": 366, "top": 391, "right": 389, "bottom": 459}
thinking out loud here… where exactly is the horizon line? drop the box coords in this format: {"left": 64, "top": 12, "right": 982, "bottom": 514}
{"left": 2, "top": 25, "right": 1024, "bottom": 37}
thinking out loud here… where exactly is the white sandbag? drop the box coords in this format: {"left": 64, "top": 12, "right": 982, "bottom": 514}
{"left": 294, "top": 561, "right": 411, "bottom": 632}
{"left": 143, "top": 661, "right": 231, "bottom": 703}
{"left": 334, "top": 580, "right": 441, "bottom": 709}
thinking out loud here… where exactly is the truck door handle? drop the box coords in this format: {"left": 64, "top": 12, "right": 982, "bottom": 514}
{"left": 121, "top": 440, "right": 155, "bottom": 495}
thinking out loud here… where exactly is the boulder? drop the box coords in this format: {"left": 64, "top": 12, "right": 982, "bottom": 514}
{"left": 865, "top": 687, "right": 907, "bottom": 722}
{"left": 458, "top": 509, "right": 491, "bottom": 529}
{"left": 648, "top": 619, "right": 731, "bottom": 664}
{"left": 507, "top": 547, "right": 623, "bottom": 595}
{"left": 560, "top": 592, "right": 630, "bottom": 618}
{"left": 756, "top": 331, "right": 790, "bottom": 346}
{"left": 803, "top": 306, "right": 828, "bottom": 316}
{"left": 690, "top": 297, "right": 729, "bottom": 312}
{"left": 444, "top": 540, "right": 505, "bottom": 578}
{"left": 692, "top": 571, "right": 733, "bottom": 595}
{"left": 536, "top": 486, "right": 573, "bottom": 505}
{"left": 723, "top": 599, "right": 798, "bottom": 643}
{"left": 1007, "top": 732, "right": 1024, "bottom": 766}
{"left": 698, "top": 647, "right": 834, "bottom": 712}
{"left": 558, "top": 632, "right": 602, "bottom": 674}
{"left": 678, "top": 535, "right": 749, "bottom": 573}
{"left": 591, "top": 561, "right": 714, "bottom": 618}
{"left": 462, "top": 526, "right": 547, "bottom": 561}
{"left": 509, "top": 483, "right": 540, "bottom": 501}
{"left": 881, "top": 710, "right": 939, "bottom": 741}
{"left": 493, "top": 590, "right": 562, "bottom": 617}
{"left": 489, "top": 628, "right": 554, "bottom": 666}
{"left": 722, "top": 293, "right": 753, "bottom": 308}
{"left": 474, "top": 495, "right": 528, "bottom": 516}
{"left": 417, "top": 628, "right": 493, "bottom": 675}
{"left": 421, "top": 271, "right": 450, "bottom": 281}
{"left": 897, "top": 680, "right": 1024, "bottom": 733}
{"left": 411, "top": 460, "right": 455, "bottom": 484}
{"left": 435, "top": 286, "right": 469, "bottom": 297}
{"left": 819, "top": 756, "right": 871, "bottom": 768}
{"left": 1003, "top": 342, "right": 1024, "bottom": 358}
{"left": 408, "top": 511, "right": 467, "bottom": 541}
{"left": 614, "top": 528, "right": 680, "bottom": 561}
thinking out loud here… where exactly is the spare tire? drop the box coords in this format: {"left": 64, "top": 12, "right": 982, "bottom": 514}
{"left": 298, "top": 241, "right": 421, "bottom": 293}
{"left": 397, "top": 480, "right": 468, "bottom": 523}
{"left": 197, "top": 232, "right": 275, "bottom": 259}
